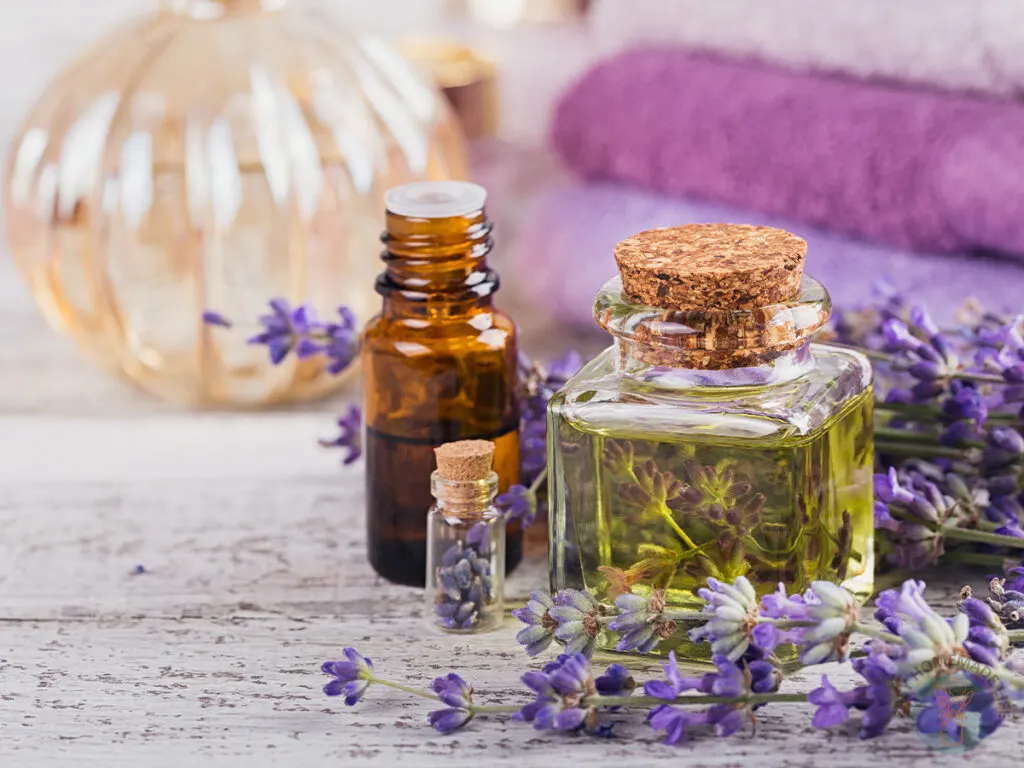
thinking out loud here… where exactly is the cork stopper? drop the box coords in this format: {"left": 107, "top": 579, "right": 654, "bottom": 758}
{"left": 613, "top": 224, "right": 806, "bottom": 310}
{"left": 434, "top": 440, "right": 495, "bottom": 482}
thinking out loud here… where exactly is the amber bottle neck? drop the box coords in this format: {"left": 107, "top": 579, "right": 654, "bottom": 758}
{"left": 377, "top": 209, "right": 499, "bottom": 316}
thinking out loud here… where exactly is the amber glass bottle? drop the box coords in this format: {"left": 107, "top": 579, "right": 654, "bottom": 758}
{"left": 362, "top": 182, "right": 520, "bottom": 587}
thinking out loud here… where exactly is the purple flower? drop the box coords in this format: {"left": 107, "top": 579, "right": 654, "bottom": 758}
{"left": 644, "top": 656, "right": 773, "bottom": 745}
{"left": 643, "top": 651, "right": 706, "bottom": 700}
{"left": 688, "top": 576, "right": 767, "bottom": 660}
{"left": 549, "top": 589, "right": 602, "bottom": 657}
{"left": 808, "top": 676, "right": 851, "bottom": 728}
{"left": 432, "top": 542, "right": 494, "bottom": 630}
{"left": 873, "top": 468, "right": 955, "bottom": 568}
{"left": 321, "top": 648, "right": 374, "bottom": 705}
{"left": 318, "top": 404, "right": 362, "bottom": 465}
{"left": 876, "top": 580, "right": 970, "bottom": 693}
{"left": 512, "top": 590, "right": 559, "bottom": 656}
{"left": 516, "top": 653, "right": 597, "bottom": 732}
{"left": 609, "top": 590, "right": 677, "bottom": 654}
{"left": 321, "top": 306, "right": 359, "bottom": 375}
{"left": 810, "top": 649, "right": 902, "bottom": 738}
{"left": 201, "top": 310, "right": 232, "bottom": 328}
{"left": 518, "top": 351, "right": 583, "bottom": 485}
{"left": 496, "top": 484, "right": 536, "bottom": 528}
{"left": 427, "top": 673, "right": 474, "bottom": 734}
{"left": 594, "top": 664, "right": 635, "bottom": 697}
{"left": 646, "top": 704, "right": 708, "bottom": 745}
{"left": 797, "top": 581, "right": 860, "bottom": 665}
{"left": 204, "top": 299, "right": 358, "bottom": 374}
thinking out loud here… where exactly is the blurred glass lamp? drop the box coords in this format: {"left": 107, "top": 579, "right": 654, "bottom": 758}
{"left": 447, "top": 0, "right": 591, "bottom": 26}
{"left": 4, "top": 0, "right": 467, "bottom": 406}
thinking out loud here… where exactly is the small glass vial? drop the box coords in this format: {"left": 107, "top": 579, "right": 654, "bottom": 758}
{"left": 426, "top": 440, "right": 506, "bottom": 633}
{"left": 547, "top": 224, "right": 874, "bottom": 658}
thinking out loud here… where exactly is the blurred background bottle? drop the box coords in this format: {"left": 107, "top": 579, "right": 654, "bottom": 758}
{"left": 5, "top": 0, "right": 467, "bottom": 406}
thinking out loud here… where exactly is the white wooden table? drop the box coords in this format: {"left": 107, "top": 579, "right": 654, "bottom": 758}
{"left": 0, "top": 257, "right": 1021, "bottom": 767}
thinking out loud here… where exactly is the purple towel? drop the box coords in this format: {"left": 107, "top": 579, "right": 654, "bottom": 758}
{"left": 553, "top": 48, "right": 1024, "bottom": 258}
{"left": 513, "top": 183, "right": 1024, "bottom": 330}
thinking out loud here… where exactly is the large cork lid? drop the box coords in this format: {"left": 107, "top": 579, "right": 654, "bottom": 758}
{"left": 613, "top": 224, "right": 806, "bottom": 310}
{"left": 434, "top": 440, "right": 495, "bottom": 481}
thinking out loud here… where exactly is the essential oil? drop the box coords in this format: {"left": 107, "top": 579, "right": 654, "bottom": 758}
{"left": 362, "top": 182, "right": 520, "bottom": 587}
{"left": 547, "top": 224, "right": 874, "bottom": 659}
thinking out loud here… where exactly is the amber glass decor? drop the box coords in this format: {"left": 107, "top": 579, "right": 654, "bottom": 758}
{"left": 4, "top": 0, "right": 467, "bottom": 405}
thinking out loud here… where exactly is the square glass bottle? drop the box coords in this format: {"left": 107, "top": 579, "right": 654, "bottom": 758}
{"left": 547, "top": 225, "right": 874, "bottom": 659}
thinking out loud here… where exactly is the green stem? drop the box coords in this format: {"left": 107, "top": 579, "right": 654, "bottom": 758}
{"left": 528, "top": 467, "right": 547, "bottom": 495}
{"left": 940, "top": 550, "right": 1010, "bottom": 568}
{"left": 876, "top": 400, "right": 1018, "bottom": 424}
{"left": 942, "top": 525, "right": 1024, "bottom": 550}
{"left": 874, "top": 441, "right": 967, "bottom": 459}
{"left": 873, "top": 426, "right": 985, "bottom": 450}
{"left": 370, "top": 678, "right": 437, "bottom": 701}
{"left": 853, "top": 623, "right": 905, "bottom": 644}
{"left": 656, "top": 504, "right": 700, "bottom": 550}
{"left": 889, "top": 509, "right": 1024, "bottom": 551}
{"left": 1008, "top": 630, "right": 1024, "bottom": 644}
{"left": 588, "top": 691, "right": 808, "bottom": 709}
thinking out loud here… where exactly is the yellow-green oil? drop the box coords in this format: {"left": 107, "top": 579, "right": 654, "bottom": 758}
{"left": 549, "top": 386, "right": 874, "bottom": 660}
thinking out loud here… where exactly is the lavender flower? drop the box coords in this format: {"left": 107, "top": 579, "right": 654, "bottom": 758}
{"left": 318, "top": 404, "right": 362, "bottom": 465}
{"left": 321, "top": 648, "right": 374, "bottom": 705}
{"left": 809, "top": 649, "right": 902, "bottom": 738}
{"left": 688, "top": 576, "right": 773, "bottom": 661}
{"left": 796, "top": 581, "right": 861, "bottom": 665}
{"left": 433, "top": 542, "right": 494, "bottom": 630}
{"left": 873, "top": 467, "right": 955, "bottom": 567}
{"left": 428, "top": 673, "right": 474, "bottom": 734}
{"left": 643, "top": 651, "right": 707, "bottom": 700}
{"left": 202, "top": 299, "right": 358, "bottom": 374}
{"left": 609, "top": 590, "right": 677, "bottom": 654}
{"left": 594, "top": 664, "right": 636, "bottom": 697}
{"left": 517, "top": 652, "right": 598, "bottom": 732}
{"left": 645, "top": 655, "right": 777, "bottom": 744}
{"left": 512, "top": 590, "right": 559, "bottom": 656}
{"left": 518, "top": 351, "right": 583, "bottom": 485}
{"left": 959, "top": 594, "right": 1010, "bottom": 666}
{"left": 201, "top": 311, "right": 231, "bottom": 328}
{"left": 549, "top": 589, "right": 603, "bottom": 657}
{"left": 495, "top": 484, "right": 536, "bottom": 528}
{"left": 875, "top": 580, "right": 970, "bottom": 694}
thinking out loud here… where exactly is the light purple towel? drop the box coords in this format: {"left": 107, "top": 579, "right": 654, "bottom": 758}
{"left": 513, "top": 183, "right": 1024, "bottom": 329}
{"left": 553, "top": 49, "right": 1024, "bottom": 258}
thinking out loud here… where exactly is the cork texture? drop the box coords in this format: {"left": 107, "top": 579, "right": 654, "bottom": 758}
{"left": 613, "top": 224, "right": 806, "bottom": 310}
{"left": 434, "top": 440, "right": 495, "bottom": 481}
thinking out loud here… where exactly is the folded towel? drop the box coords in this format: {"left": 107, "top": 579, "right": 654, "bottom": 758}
{"left": 589, "top": 0, "right": 1024, "bottom": 97}
{"left": 512, "top": 183, "right": 1024, "bottom": 330}
{"left": 554, "top": 49, "right": 1024, "bottom": 258}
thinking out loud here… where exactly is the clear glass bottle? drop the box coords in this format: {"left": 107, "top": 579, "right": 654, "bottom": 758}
{"left": 547, "top": 224, "right": 874, "bottom": 659}
{"left": 4, "top": 0, "right": 467, "bottom": 406}
{"left": 426, "top": 465, "right": 505, "bottom": 634}
{"left": 362, "top": 181, "right": 520, "bottom": 588}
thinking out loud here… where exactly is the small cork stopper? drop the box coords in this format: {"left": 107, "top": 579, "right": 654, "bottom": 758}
{"left": 613, "top": 224, "right": 806, "bottom": 310}
{"left": 434, "top": 440, "right": 495, "bottom": 481}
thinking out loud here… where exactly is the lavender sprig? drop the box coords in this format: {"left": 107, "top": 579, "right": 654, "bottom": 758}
{"left": 327, "top": 576, "right": 1024, "bottom": 743}
{"left": 203, "top": 299, "right": 358, "bottom": 374}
